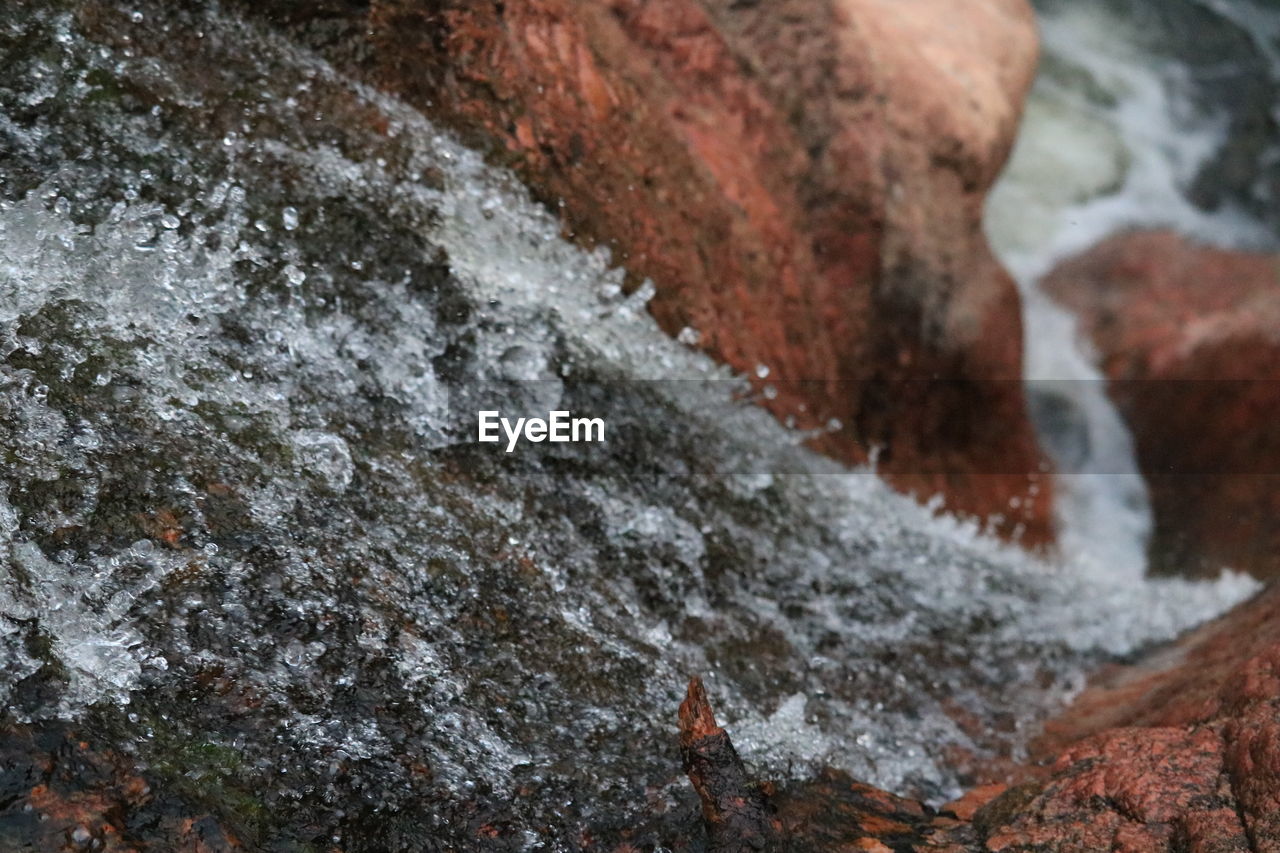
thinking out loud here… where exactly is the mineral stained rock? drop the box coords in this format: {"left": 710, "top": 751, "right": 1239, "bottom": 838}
{"left": 243, "top": 0, "right": 1056, "bottom": 543}
{"left": 9, "top": 4, "right": 1186, "bottom": 848}
{"left": 1042, "top": 229, "right": 1280, "bottom": 578}
{"left": 678, "top": 676, "right": 980, "bottom": 852}
{"left": 1011, "top": 580, "right": 1280, "bottom": 851}
{"left": 685, "top": 599, "right": 1280, "bottom": 853}
{"left": 0, "top": 719, "right": 244, "bottom": 853}
{"left": 679, "top": 677, "right": 780, "bottom": 852}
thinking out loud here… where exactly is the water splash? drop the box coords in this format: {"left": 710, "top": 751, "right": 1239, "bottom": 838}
{"left": 0, "top": 1, "right": 1260, "bottom": 845}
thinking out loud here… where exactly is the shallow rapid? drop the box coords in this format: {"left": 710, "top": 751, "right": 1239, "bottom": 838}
{"left": 0, "top": 1, "right": 1260, "bottom": 848}
{"left": 988, "top": 0, "right": 1280, "bottom": 581}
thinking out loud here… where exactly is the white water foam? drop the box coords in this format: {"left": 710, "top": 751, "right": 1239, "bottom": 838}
{"left": 988, "top": 0, "right": 1277, "bottom": 581}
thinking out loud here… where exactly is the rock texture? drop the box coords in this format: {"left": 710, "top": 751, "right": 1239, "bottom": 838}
{"left": 1021, "top": 581, "right": 1280, "bottom": 852}
{"left": 678, "top": 677, "right": 983, "bottom": 852}
{"left": 1042, "top": 230, "right": 1280, "bottom": 577}
{"left": 254, "top": 0, "right": 1056, "bottom": 542}
{"left": 0, "top": 720, "right": 244, "bottom": 852}
{"left": 684, "top": 593, "right": 1280, "bottom": 853}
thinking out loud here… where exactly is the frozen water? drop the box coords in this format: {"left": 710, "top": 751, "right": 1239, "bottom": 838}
{"left": 0, "top": 1, "right": 1261, "bottom": 848}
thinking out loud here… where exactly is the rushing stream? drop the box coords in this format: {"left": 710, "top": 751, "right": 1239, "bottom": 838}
{"left": 989, "top": 0, "right": 1280, "bottom": 581}
{"left": 0, "top": 0, "right": 1269, "bottom": 848}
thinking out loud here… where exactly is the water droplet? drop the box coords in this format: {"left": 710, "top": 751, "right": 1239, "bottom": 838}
{"left": 677, "top": 327, "right": 701, "bottom": 346}
{"left": 283, "top": 640, "right": 306, "bottom": 668}
{"left": 281, "top": 206, "right": 299, "bottom": 230}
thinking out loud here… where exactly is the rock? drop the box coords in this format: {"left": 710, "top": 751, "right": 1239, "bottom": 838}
{"left": 0, "top": 719, "right": 244, "bottom": 852}
{"left": 969, "top": 582, "right": 1280, "bottom": 850}
{"left": 13, "top": 4, "right": 1258, "bottom": 850}
{"left": 983, "top": 727, "right": 1255, "bottom": 851}
{"left": 1, "top": 4, "right": 1150, "bottom": 844}
{"left": 678, "top": 677, "right": 781, "bottom": 852}
{"left": 1041, "top": 229, "right": 1280, "bottom": 577}
{"left": 1010, "top": 582, "right": 1280, "bottom": 851}
{"left": 338, "top": 0, "right": 1054, "bottom": 542}
{"left": 677, "top": 676, "right": 982, "bottom": 852}
{"left": 683, "top": 590, "right": 1280, "bottom": 852}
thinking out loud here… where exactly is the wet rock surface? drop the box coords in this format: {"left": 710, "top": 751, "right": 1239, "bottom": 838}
{"left": 676, "top": 676, "right": 981, "bottom": 852}
{"left": 1042, "top": 230, "right": 1280, "bottom": 579}
{"left": 682, "top": 625, "right": 1280, "bottom": 853}
{"left": 0, "top": 1, "right": 1269, "bottom": 851}
{"left": 0, "top": 718, "right": 245, "bottom": 853}
{"left": 1, "top": 2, "right": 1251, "bottom": 849}
{"left": 1019, "top": 581, "right": 1280, "bottom": 852}
{"left": 244, "top": 0, "right": 1055, "bottom": 542}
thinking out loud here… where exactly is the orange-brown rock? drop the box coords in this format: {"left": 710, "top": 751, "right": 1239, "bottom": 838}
{"left": 353, "top": 0, "right": 1052, "bottom": 542}
{"left": 0, "top": 720, "right": 244, "bottom": 852}
{"left": 1042, "top": 229, "right": 1280, "bottom": 577}
{"left": 683, "top": 603, "right": 1280, "bottom": 852}
{"left": 969, "top": 580, "right": 1280, "bottom": 849}
{"left": 1009, "top": 582, "right": 1280, "bottom": 851}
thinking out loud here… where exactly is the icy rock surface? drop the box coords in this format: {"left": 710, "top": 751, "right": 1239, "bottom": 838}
{"left": 0, "top": 2, "right": 1259, "bottom": 847}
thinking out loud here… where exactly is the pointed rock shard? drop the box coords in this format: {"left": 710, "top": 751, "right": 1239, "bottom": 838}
{"left": 678, "top": 676, "right": 780, "bottom": 852}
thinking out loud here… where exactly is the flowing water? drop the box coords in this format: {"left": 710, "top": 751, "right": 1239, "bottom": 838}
{"left": 0, "top": 1, "right": 1267, "bottom": 849}
{"left": 988, "top": 0, "right": 1280, "bottom": 580}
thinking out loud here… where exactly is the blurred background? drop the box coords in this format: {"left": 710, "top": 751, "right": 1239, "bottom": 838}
{"left": 991, "top": 0, "right": 1280, "bottom": 580}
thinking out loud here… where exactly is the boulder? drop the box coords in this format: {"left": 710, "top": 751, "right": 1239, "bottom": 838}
{"left": 348, "top": 0, "right": 1053, "bottom": 542}
{"left": 1042, "top": 230, "right": 1280, "bottom": 577}
{"left": 1017, "top": 581, "right": 1280, "bottom": 851}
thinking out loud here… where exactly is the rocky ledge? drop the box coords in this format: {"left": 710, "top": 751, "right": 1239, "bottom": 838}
{"left": 679, "top": 576, "right": 1280, "bottom": 853}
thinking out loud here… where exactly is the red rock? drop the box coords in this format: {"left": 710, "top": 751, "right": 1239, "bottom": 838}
{"left": 678, "top": 677, "right": 780, "bottom": 852}
{"left": 361, "top": 0, "right": 1053, "bottom": 542}
{"left": 984, "top": 727, "right": 1251, "bottom": 852}
{"left": 681, "top": 579, "right": 1280, "bottom": 851}
{"left": 1006, "top": 582, "right": 1280, "bottom": 852}
{"left": 1042, "top": 230, "right": 1280, "bottom": 577}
